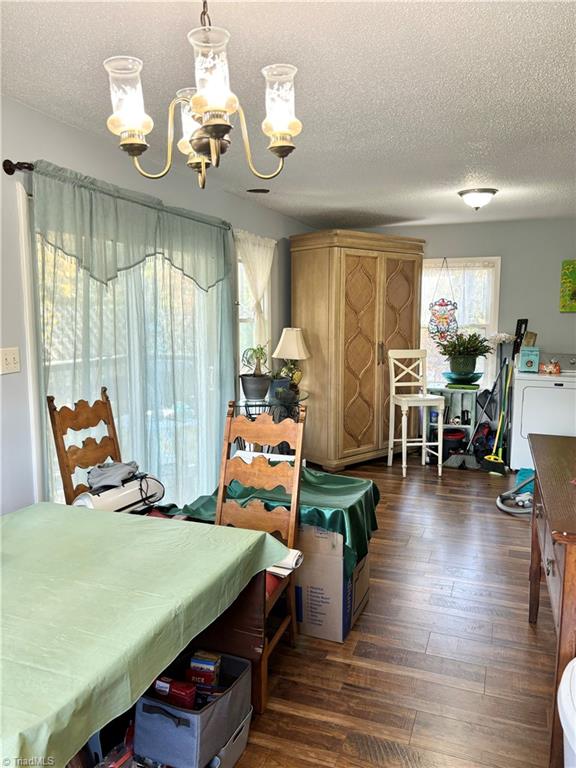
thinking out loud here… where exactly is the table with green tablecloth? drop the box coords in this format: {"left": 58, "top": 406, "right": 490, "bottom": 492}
{"left": 0, "top": 503, "right": 287, "bottom": 767}
{"left": 164, "top": 468, "right": 379, "bottom": 578}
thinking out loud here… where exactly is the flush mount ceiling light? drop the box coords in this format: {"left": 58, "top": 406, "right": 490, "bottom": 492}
{"left": 103, "top": 0, "right": 302, "bottom": 189}
{"left": 458, "top": 188, "right": 499, "bottom": 211}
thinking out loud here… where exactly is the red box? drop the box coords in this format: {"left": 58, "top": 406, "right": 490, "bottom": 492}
{"left": 150, "top": 676, "right": 196, "bottom": 709}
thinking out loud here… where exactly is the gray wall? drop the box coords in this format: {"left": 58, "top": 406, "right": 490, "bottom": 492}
{"left": 1, "top": 96, "right": 309, "bottom": 513}
{"left": 373, "top": 219, "right": 576, "bottom": 353}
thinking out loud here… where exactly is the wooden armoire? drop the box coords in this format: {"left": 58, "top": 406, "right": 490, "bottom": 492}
{"left": 291, "top": 229, "right": 423, "bottom": 471}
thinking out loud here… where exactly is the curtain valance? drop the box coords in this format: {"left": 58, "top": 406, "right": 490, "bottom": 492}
{"left": 32, "top": 160, "right": 232, "bottom": 288}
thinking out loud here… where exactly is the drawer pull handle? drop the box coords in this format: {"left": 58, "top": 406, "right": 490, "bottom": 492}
{"left": 545, "top": 558, "right": 554, "bottom": 577}
{"left": 535, "top": 503, "right": 543, "bottom": 519}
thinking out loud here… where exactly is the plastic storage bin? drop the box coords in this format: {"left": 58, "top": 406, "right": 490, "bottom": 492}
{"left": 558, "top": 658, "right": 576, "bottom": 767}
{"left": 207, "top": 707, "right": 253, "bottom": 768}
{"left": 134, "top": 655, "right": 251, "bottom": 768}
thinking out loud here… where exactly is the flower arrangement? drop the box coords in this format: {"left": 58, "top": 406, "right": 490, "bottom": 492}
{"left": 489, "top": 332, "right": 516, "bottom": 345}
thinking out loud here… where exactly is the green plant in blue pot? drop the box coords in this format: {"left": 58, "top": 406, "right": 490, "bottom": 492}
{"left": 437, "top": 332, "right": 493, "bottom": 375}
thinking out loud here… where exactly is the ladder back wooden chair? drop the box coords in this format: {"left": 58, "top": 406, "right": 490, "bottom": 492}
{"left": 215, "top": 400, "right": 307, "bottom": 712}
{"left": 47, "top": 387, "right": 122, "bottom": 504}
{"left": 387, "top": 350, "right": 445, "bottom": 477}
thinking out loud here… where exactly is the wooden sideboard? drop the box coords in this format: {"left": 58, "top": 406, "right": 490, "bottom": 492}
{"left": 529, "top": 434, "right": 576, "bottom": 768}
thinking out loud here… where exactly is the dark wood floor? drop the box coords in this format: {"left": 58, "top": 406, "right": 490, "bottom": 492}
{"left": 239, "top": 458, "right": 557, "bottom": 768}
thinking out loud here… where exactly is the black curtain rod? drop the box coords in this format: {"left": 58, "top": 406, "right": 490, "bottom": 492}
{"left": 3, "top": 159, "right": 35, "bottom": 175}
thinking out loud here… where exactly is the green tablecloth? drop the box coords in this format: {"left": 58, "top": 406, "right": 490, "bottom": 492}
{"left": 0, "top": 503, "right": 287, "bottom": 766}
{"left": 176, "top": 468, "right": 379, "bottom": 578}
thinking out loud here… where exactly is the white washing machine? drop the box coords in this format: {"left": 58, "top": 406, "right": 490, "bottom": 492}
{"left": 510, "top": 358, "right": 576, "bottom": 470}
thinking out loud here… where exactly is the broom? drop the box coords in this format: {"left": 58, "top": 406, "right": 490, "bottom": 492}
{"left": 481, "top": 360, "right": 513, "bottom": 474}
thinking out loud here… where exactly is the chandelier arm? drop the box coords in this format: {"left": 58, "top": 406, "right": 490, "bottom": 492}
{"left": 237, "top": 104, "right": 285, "bottom": 180}
{"left": 132, "top": 96, "right": 187, "bottom": 180}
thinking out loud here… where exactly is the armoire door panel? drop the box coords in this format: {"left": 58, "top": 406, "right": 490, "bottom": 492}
{"left": 381, "top": 257, "right": 421, "bottom": 447}
{"left": 340, "top": 249, "right": 381, "bottom": 457}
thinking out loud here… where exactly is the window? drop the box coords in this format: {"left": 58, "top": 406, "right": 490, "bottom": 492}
{"left": 420, "top": 257, "right": 501, "bottom": 386}
{"left": 237, "top": 258, "right": 271, "bottom": 363}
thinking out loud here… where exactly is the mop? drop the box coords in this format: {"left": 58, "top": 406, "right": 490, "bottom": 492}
{"left": 443, "top": 358, "right": 507, "bottom": 469}
{"left": 481, "top": 360, "right": 514, "bottom": 474}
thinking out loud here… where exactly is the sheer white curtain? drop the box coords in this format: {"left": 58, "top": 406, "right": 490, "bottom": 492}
{"left": 233, "top": 229, "right": 276, "bottom": 347}
{"left": 32, "top": 161, "right": 235, "bottom": 506}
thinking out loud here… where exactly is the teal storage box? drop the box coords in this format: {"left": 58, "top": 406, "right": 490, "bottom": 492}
{"left": 518, "top": 347, "right": 540, "bottom": 372}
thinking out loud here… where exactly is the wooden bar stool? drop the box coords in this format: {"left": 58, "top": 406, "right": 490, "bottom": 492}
{"left": 387, "top": 350, "right": 445, "bottom": 477}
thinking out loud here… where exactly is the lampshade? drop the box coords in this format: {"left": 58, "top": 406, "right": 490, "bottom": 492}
{"left": 458, "top": 188, "right": 498, "bottom": 211}
{"left": 273, "top": 328, "right": 310, "bottom": 360}
{"left": 104, "top": 56, "right": 153, "bottom": 136}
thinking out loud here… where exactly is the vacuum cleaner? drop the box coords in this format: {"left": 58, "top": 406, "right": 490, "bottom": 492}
{"left": 496, "top": 469, "right": 534, "bottom": 516}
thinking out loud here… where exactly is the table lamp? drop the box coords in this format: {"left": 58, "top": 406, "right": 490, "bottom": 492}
{"left": 272, "top": 327, "right": 310, "bottom": 386}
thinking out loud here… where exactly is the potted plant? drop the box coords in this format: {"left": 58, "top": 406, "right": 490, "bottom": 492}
{"left": 240, "top": 345, "right": 271, "bottom": 400}
{"left": 436, "top": 332, "right": 493, "bottom": 374}
{"left": 269, "top": 369, "right": 292, "bottom": 400}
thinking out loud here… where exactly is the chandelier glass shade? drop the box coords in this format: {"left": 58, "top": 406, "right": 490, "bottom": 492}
{"left": 104, "top": 56, "right": 153, "bottom": 138}
{"left": 103, "top": 2, "right": 301, "bottom": 189}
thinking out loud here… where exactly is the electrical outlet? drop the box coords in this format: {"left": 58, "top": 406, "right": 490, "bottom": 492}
{"left": 1, "top": 347, "right": 21, "bottom": 375}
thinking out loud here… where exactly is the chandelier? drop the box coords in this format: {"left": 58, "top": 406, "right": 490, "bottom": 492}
{"left": 103, "top": 1, "right": 302, "bottom": 189}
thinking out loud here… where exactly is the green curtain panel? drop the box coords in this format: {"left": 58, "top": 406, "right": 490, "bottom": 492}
{"left": 32, "top": 160, "right": 236, "bottom": 505}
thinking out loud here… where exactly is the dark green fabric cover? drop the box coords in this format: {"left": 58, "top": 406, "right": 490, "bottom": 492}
{"left": 157, "top": 468, "right": 379, "bottom": 578}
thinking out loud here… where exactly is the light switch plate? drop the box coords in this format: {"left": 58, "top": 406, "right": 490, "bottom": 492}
{"left": 1, "top": 347, "right": 21, "bottom": 374}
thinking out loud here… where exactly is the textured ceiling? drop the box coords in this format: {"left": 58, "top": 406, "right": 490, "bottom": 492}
{"left": 2, "top": 1, "right": 575, "bottom": 228}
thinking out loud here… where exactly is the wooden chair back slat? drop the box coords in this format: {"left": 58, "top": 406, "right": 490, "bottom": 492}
{"left": 56, "top": 399, "right": 115, "bottom": 435}
{"left": 229, "top": 413, "right": 300, "bottom": 449}
{"left": 67, "top": 436, "right": 121, "bottom": 472}
{"left": 47, "top": 387, "right": 122, "bottom": 504}
{"left": 220, "top": 500, "right": 291, "bottom": 541}
{"left": 215, "top": 401, "right": 306, "bottom": 549}
{"left": 224, "top": 455, "right": 294, "bottom": 493}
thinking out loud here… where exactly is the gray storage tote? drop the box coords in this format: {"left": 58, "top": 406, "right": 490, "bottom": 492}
{"left": 207, "top": 707, "right": 253, "bottom": 768}
{"left": 134, "top": 655, "right": 251, "bottom": 768}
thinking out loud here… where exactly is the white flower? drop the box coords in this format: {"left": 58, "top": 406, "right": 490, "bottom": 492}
{"left": 489, "top": 332, "right": 516, "bottom": 344}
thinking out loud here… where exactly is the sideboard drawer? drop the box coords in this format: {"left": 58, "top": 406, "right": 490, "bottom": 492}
{"left": 543, "top": 523, "right": 565, "bottom": 629}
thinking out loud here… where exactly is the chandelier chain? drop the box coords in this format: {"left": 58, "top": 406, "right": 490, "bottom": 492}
{"left": 200, "top": 0, "right": 212, "bottom": 27}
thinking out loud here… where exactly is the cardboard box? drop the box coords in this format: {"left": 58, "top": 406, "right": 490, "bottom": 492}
{"left": 295, "top": 525, "right": 370, "bottom": 643}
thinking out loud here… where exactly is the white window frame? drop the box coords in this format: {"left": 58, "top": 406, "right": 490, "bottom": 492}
{"left": 421, "top": 256, "right": 501, "bottom": 385}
